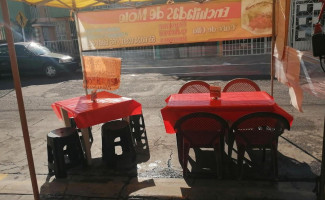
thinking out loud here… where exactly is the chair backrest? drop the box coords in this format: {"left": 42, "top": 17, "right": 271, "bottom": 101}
{"left": 230, "top": 112, "right": 290, "bottom": 147}
{"left": 174, "top": 112, "right": 229, "bottom": 146}
{"left": 223, "top": 78, "right": 261, "bottom": 92}
{"left": 178, "top": 81, "right": 210, "bottom": 94}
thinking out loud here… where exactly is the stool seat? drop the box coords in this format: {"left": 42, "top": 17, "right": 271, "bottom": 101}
{"left": 101, "top": 120, "right": 136, "bottom": 169}
{"left": 47, "top": 127, "right": 84, "bottom": 178}
{"left": 48, "top": 128, "right": 76, "bottom": 138}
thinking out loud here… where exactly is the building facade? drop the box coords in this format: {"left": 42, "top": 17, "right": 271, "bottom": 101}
{"left": 0, "top": 1, "right": 71, "bottom": 43}
{"left": 289, "top": 0, "right": 325, "bottom": 51}
{"left": 1, "top": 0, "right": 324, "bottom": 59}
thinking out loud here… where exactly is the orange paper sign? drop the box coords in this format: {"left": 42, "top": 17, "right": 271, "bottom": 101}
{"left": 83, "top": 56, "right": 121, "bottom": 90}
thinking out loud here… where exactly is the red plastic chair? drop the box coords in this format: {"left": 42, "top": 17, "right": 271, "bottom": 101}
{"left": 178, "top": 81, "right": 210, "bottom": 94}
{"left": 174, "top": 112, "right": 229, "bottom": 178}
{"left": 223, "top": 78, "right": 261, "bottom": 92}
{"left": 228, "top": 112, "right": 290, "bottom": 179}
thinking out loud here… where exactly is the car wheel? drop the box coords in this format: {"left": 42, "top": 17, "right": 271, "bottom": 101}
{"left": 44, "top": 65, "right": 57, "bottom": 78}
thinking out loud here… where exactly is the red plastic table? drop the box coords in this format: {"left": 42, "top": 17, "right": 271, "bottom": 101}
{"left": 52, "top": 91, "right": 142, "bottom": 164}
{"left": 161, "top": 91, "right": 293, "bottom": 134}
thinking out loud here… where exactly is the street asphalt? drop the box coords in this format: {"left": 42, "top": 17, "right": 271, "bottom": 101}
{"left": 0, "top": 54, "right": 324, "bottom": 199}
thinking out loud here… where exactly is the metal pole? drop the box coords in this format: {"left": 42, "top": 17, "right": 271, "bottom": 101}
{"left": 22, "top": 27, "right": 25, "bottom": 41}
{"left": 74, "top": 11, "right": 88, "bottom": 95}
{"left": 153, "top": 46, "right": 156, "bottom": 60}
{"left": 0, "top": 1, "right": 40, "bottom": 199}
{"left": 319, "top": 116, "right": 325, "bottom": 200}
{"left": 292, "top": 1, "right": 297, "bottom": 49}
{"left": 271, "top": 0, "right": 276, "bottom": 96}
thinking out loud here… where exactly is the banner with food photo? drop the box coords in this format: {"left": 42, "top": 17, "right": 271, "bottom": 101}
{"left": 77, "top": 0, "right": 272, "bottom": 50}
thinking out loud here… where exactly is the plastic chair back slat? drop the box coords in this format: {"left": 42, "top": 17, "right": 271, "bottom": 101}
{"left": 178, "top": 81, "right": 210, "bottom": 94}
{"left": 223, "top": 78, "right": 261, "bottom": 92}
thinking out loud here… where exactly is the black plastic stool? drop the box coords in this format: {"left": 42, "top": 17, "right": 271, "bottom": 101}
{"left": 129, "top": 114, "right": 150, "bottom": 163}
{"left": 101, "top": 120, "right": 136, "bottom": 168}
{"left": 129, "top": 114, "right": 146, "bottom": 143}
{"left": 47, "top": 127, "right": 84, "bottom": 178}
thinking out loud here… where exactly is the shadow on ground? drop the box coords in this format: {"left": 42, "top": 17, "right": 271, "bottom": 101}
{"left": 182, "top": 147, "right": 317, "bottom": 181}
{"left": 38, "top": 146, "right": 317, "bottom": 199}
{"left": 40, "top": 125, "right": 316, "bottom": 200}
{"left": 40, "top": 160, "right": 156, "bottom": 199}
{"left": 0, "top": 71, "right": 83, "bottom": 90}
{"left": 179, "top": 148, "right": 317, "bottom": 200}
{"left": 40, "top": 121, "right": 152, "bottom": 199}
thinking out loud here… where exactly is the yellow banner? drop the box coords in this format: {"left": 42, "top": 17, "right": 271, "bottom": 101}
{"left": 77, "top": 0, "right": 272, "bottom": 50}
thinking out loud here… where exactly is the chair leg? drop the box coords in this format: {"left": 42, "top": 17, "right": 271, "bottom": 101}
{"left": 132, "top": 116, "right": 141, "bottom": 141}
{"left": 214, "top": 143, "right": 223, "bottom": 179}
{"left": 47, "top": 145, "right": 54, "bottom": 173}
{"left": 88, "top": 127, "right": 93, "bottom": 144}
{"left": 271, "top": 145, "right": 278, "bottom": 178}
{"left": 130, "top": 115, "right": 145, "bottom": 142}
{"left": 176, "top": 133, "right": 183, "bottom": 166}
{"left": 220, "top": 135, "right": 225, "bottom": 160}
{"left": 262, "top": 147, "right": 266, "bottom": 162}
{"left": 52, "top": 143, "right": 67, "bottom": 178}
{"left": 227, "top": 133, "right": 235, "bottom": 165}
{"left": 237, "top": 145, "right": 245, "bottom": 180}
{"left": 103, "top": 134, "right": 116, "bottom": 167}
{"left": 182, "top": 142, "right": 190, "bottom": 177}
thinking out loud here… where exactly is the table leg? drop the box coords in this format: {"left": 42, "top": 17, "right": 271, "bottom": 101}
{"left": 122, "top": 116, "right": 130, "bottom": 123}
{"left": 60, "top": 108, "right": 92, "bottom": 165}
{"left": 60, "top": 109, "right": 71, "bottom": 127}
{"left": 80, "top": 128, "right": 92, "bottom": 165}
{"left": 176, "top": 133, "right": 183, "bottom": 166}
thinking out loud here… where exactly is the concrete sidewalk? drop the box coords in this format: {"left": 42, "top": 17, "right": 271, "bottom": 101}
{"left": 0, "top": 173, "right": 316, "bottom": 200}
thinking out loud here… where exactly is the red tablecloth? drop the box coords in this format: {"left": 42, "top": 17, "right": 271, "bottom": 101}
{"left": 161, "top": 91, "right": 293, "bottom": 134}
{"left": 52, "top": 91, "right": 142, "bottom": 128}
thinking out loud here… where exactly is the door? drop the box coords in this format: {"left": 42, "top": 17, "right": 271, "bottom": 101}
{"left": 15, "top": 45, "right": 36, "bottom": 74}
{"left": 0, "top": 45, "right": 11, "bottom": 74}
